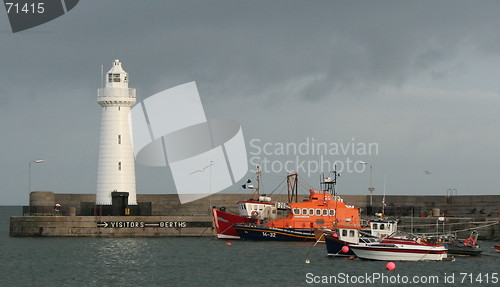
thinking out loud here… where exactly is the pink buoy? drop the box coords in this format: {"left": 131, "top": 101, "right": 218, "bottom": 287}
{"left": 333, "top": 233, "right": 338, "bottom": 238}
{"left": 341, "top": 246, "right": 349, "bottom": 253}
{"left": 349, "top": 256, "right": 355, "bottom": 260}
{"left": 226, "top": 242, "right": 232, "bottom": 246}
{"left": 386, "top": 262, "right": 396, "bottom": 270}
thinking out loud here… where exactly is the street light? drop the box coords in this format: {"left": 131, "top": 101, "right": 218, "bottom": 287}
{"left": 358, "top": 161, "right": 375, "bottom": 206}
{"left": 446, "top": 188, "right": 457, "bottom": 197}
{"left": 29, "top": 159, "right": 45, "bottom": 193}
{"left": 189, "top": 161, "right": 214, "bottom": 211}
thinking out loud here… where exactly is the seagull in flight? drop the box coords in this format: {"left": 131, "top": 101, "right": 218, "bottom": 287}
{"left": 424, "top": 170, "right": 431, "bottom": 175}
{"left": 189, "top": 162, "right": 214, "bottom": 175}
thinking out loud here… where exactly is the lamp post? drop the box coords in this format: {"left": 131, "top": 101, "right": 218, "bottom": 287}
{"left": 359, "top": 161, "right": 375, "bottom": 206}
{"left": 446, "top": 188, "right": 457, "bottom": 197}
{"left": 209, "top": 160, "right": 213, "bottom": 209}
{"left": 29, "top": 159, "right": 45, "bottom": 193}
{"left": 189, "top": 161, "right": 214, "bottom": 212}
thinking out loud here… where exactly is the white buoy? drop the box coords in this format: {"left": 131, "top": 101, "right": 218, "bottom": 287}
{"left": 305, "top": 259, "right": 310, "bottom": 264}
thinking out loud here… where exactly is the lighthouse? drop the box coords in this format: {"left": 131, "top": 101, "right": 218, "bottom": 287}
{"left": 96, "top": 59, "right": 137, "bottom": 205}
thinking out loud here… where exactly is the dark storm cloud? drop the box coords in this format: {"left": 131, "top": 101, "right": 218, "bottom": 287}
{"left": 3, "top": 1, "right": 498, "bottom": 100}
{"left": 0, "top": 1, "right": 499, "bottom": 204}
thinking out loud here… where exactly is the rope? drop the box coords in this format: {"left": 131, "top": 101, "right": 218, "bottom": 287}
{"left": 297, "top": 175, "right": 316, "bottom": 191}
{"left": 398, "top": 220, "right": 499, "bottom": 229}
{"left": 409, "top": 221, "right": 499, "bottom": 237}
{"left": 197, "top": 225, "right": 212, "bottom": 238}
{"left": 313, "top": 232, "right": 325, "bottom": 247}
{"left": 219, "top": 224, "right": 235, "bottom": 236}
{"left": 305, "top": 232, "right": 324, "bottom": 261}
{"left": 268, "top": 177, "right": 286, "bottom": 195}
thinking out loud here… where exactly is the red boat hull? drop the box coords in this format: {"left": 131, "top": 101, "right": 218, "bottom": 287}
{"left": 212, "top": 208, "right": 254, "bottom": 239}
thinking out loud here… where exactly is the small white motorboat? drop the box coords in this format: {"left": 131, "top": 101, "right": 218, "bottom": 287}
{"left": 349, "top": 237, "right": 447, "bottom": 261}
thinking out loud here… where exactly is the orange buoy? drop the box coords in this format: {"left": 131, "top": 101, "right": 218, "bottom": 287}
{"left": 463, "top": 238, "right": 475, "bottom": 247}
{"left": 341, "top": 246, "right": 349, "bottom": 253}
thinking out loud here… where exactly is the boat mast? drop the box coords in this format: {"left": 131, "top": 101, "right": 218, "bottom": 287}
{"left": 287, "top": 173, "right": 298, "bottom": 203}
{"left": 242, "top": 165, "right": 261, "bottom": 200}
{"left": 255, "top": 165, "right": 261, "bottom": 198}
{"left": 321, "top": 167, "right": 341, "bottom": 227}
{"left": 381, "top": 176, "right": 386, "bottom": 218}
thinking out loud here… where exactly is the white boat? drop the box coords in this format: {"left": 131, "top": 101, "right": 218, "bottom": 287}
{"left": 349, "top": 237, "right": 447, "bottom": 261}
{"left": 320, "top": 218, "right": 398, "bottom": 256}
{"left": 363, "top": 219, "right": 398, "bottom": 238}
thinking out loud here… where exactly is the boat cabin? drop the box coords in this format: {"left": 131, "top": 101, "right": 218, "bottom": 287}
{"left": 337, "top": 228, "right": 360, "bottom": 244}
{"left": 236, "top": 196, "right": 278, "bottom": 220}
{"left": 368, "top": 219, "right": 398, "bottom": 238}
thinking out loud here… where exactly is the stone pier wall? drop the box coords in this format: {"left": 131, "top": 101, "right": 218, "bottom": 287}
{"left": 13, "top": 192, "right": 499, "bottom": 238}
{"left": 41, "top": 193, "right": 499, "bottom": 219}
{"left": 10, "top": 216, "right": 214, "bottom": 237}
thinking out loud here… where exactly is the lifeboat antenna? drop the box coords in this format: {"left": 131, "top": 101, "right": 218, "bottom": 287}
{"left": 321, "top": 165, "right": 340, "bottom": 196}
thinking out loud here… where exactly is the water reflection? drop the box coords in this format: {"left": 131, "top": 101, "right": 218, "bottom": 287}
{"left": 91, "top": 238, "right": 152, "bottom": 266}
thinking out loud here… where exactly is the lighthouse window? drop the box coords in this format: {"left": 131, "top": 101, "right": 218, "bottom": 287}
{"left": 113, "top": 74, "right": 121, "bottom": 82}
{"left": 124, "top": 75, "right": 127, "bottom": 82}
{"left": 118, "top": 135, "right": 121, "bottom": 144}
{"left": 108, "top": 74, "right": 112, "bottom": 82}
{"left": 118, "top": 162, "right": 122, "bottom": 170}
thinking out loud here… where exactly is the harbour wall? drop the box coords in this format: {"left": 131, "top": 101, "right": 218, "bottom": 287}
{"left": 11, "top": 192, "right": 500, "bottom": 239}
{"left": 10, "top": 216, "right": 213, "bottom": 237}
{"left": 25, "top": 192, "right": 500, "bottom": 218}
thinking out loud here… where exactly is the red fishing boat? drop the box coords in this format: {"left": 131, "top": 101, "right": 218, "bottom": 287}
{"left": 212, "top": 198, "right": 278, "bottom": 239}
{"left": 212, "top": 167, "right": 284, "bottom": 239}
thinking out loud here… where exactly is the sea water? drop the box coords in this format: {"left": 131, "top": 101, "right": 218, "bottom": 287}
{"left": 1, "top": 207, "right": 498, "bottom": 287}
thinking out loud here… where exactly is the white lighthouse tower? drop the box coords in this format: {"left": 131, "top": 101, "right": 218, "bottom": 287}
{"left": 96, "top": 59, "right": 137, "bottom": 205}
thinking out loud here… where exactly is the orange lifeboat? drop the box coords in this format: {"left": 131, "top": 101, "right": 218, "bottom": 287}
{"left": 267, "top": 189, "right": 361, "bottom": 230}
{"left": 233, "top": 171, "right": 361, "bottom": 241}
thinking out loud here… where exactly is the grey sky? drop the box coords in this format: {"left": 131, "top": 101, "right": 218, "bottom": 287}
{"left": 1, "top": 1, "right": 499, "bottom": 205}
